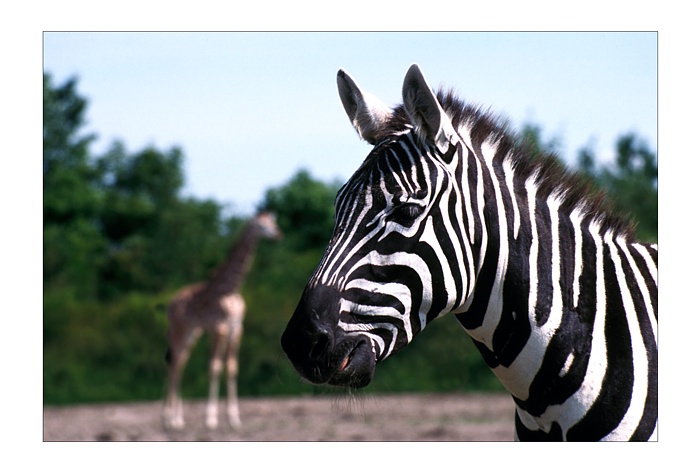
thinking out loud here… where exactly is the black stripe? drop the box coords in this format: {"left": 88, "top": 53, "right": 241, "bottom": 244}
{"left": 575, "top": 218, "right": 599, "bottom": 324}
{"left": 534, "top": 190, "right": 553, "bottom": 326}
{"left": 444, "top": 189, "right": 465, "bottom": 304}
{"left": 465, "top": 148, "right": 483, "bottom": 245}
{"left": 515, "top": 411, "right": 564, "bottom": 441}
{"left": 341, "top": 287, "right": 406, "bottom": 315}
{"left": 491, "top": 243, "right": 531, "bottom": 367}
{"left": 558, "top": 211, "right": 577, "bottom": 310}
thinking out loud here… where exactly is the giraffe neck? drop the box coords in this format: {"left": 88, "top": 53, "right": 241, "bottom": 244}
{"left": 201, "top": 221, "right": 261, "bottom": 298}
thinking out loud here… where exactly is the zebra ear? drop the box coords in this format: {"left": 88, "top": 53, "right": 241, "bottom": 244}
{"left": 337, "top": 69, "right": 392, "bottom": 145}
{"left": 402, "top": 64, "right": 457, "bottom": 154}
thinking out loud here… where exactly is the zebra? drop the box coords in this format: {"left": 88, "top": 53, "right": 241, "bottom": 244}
{"left": 280, "top": 64, "right": 658, "bottom": 441}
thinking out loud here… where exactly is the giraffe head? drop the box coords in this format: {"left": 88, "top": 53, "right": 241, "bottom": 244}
{"left": 252, "top": 210, "right": 283, "bottom": 241}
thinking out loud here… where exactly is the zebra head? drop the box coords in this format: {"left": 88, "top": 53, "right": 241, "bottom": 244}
{"left": 282, "top": 65, "right": 473, "bottom": 388}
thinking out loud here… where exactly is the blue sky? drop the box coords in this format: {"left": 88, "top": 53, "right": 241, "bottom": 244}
{"left": 43, "top": 32, "right": 656, "bottom": 215}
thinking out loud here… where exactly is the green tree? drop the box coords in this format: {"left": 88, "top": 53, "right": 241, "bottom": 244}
{"left": 43, "top": 73, "right": 106, "bottom": 297}
{"left": 43, "top": 73, "right": 236, "bottom": 299}
{"left": 95, "top": 141, "right": 222, "bottom": 298}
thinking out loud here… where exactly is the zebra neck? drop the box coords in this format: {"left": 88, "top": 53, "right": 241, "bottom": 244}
{"left": 454, "top": 143, "right": 582, "bottom": 369}
{"left": 455, "top": 157, "right": 630, "bottom": 403}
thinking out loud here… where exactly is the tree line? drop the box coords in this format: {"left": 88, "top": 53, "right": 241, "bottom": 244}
{"left": 43, "top": 73, "right": 657, "bottom": 404}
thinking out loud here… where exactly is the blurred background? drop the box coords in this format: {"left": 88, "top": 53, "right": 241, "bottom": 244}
{"left": 43, "top": 32, "right": 657, "bottom": 406}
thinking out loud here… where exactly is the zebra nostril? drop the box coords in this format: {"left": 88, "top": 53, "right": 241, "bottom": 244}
{"left": 309, "top": 329, "right": 331, "bottom": 361}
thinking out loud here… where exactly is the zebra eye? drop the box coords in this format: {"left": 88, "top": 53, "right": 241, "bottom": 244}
{"left": 390, "top": 202, "right": 424, "bottom": 225}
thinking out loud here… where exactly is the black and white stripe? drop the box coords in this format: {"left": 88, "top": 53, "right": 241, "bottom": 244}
{"left": 281, "top": 64, "right": 657, "bottom": 441}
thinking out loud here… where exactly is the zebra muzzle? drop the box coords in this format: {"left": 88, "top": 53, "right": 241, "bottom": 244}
{"left": 327, "top": 337, "right": 376, "bottom": 388}
{"left": 282, "top": 284, "right": 377, "bottom": 388}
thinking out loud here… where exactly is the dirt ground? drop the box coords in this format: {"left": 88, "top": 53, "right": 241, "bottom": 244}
{"left": 43, "top": 392, "right": 515, "bottom": 442}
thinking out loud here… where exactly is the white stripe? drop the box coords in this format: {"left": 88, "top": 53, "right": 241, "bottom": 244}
{"left": 547, "top": 193, "right": 564, "bottom": 334}
{"left": 570, "top": 207, "right": 585, "bottom": 308}
{"left": 559, "top": 350, "right": 575, "bottom": 377}
{"left": 525, "top": 172, "right": 540, "bottom": 326}
{"left": 503, "top": 154, "right": 520, "bottom": 239}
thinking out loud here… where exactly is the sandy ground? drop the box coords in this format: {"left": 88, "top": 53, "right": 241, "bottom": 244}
{"left": 43, "top": 392, "right": 515, "bottom": 442}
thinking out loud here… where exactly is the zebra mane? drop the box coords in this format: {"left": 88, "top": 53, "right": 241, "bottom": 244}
{"left": 372, "top": 88, "right": 637, "bottom": 240}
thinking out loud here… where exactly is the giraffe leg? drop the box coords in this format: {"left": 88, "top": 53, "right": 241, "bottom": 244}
{"left": 206, "top": 327, "right": 227, "bottom": 429}
{"left": 226, "top": 320, "right": 244, "bottom": 429}
{"left": 164, "top": 356, "right": 188, "bottom": 429}
{"left": 163, "top": 327, "right": 201, "bottom": 430}
{"left": 164, "top": 362, "right": 183, "bottom": 430}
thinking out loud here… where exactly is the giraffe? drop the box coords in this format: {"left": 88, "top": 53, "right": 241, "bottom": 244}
{"left": 163, "top": 210, "right": 281, "bottom": 430}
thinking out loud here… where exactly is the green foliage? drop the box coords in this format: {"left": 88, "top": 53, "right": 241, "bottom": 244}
{"left": 262, "top": 169, "right": 340, "bottom": 250}
{"left": 43, "top": 74, "right": 104, "bottom": 298}
{"left": 578, "top": 134, "right": 658, "bottom": 242}
{"left": 43, "top": 74, "right": 95, "bottom": 182}
{"left": 43, "top": 289, "right": 167, "bottom": 403}
{"left": 43, "top": 74, "right": 658, "bottom": 405}
{"left": 517, "top": 122, "right": 563, "bottom": 158}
